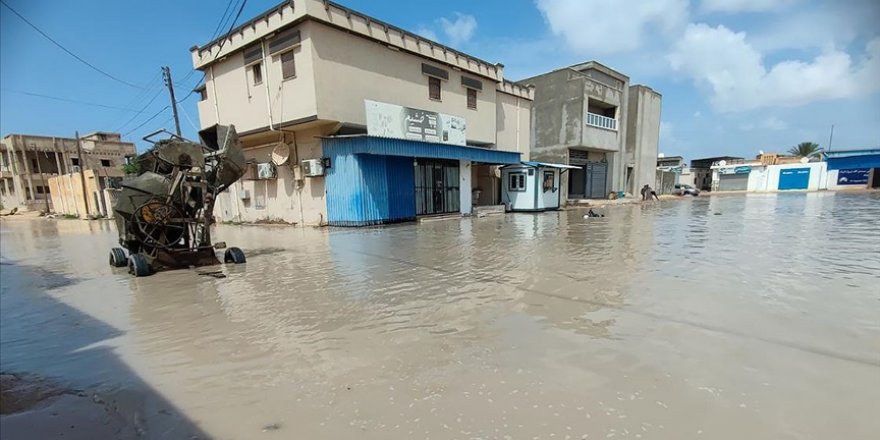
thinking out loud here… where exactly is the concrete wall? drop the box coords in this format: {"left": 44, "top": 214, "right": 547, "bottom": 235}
{"left": 310, "top": 23, "right": 497, "bottom": 145}
{"left": 496, "top": 91, "right": 531, "bottom": 157}
{"left": 198, "top": 22, "right": 318, "bottom": 133}
{"left": 625, "top": 85, "right": 661, "bottom": 195}
{"left": 765, "top": 162, "right": 827, "bottom": 191}
{"left": 48, "top": 170, "right": 114, "bottom": 218}
{"left": 214, "top": 125, "right": 328, "bottom": 225}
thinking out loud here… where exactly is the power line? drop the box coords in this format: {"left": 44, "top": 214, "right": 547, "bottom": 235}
{"left": 115, "top": 87, "right": 165, "bottom": 132}
{"left": 214, "top": 0, "right": 249, "bottom": 61}
{"left": 1, "top": 88, "right": 145, "bottom": 112}
{"left": 0, "top": 0, "right": 142, "bottom": 89}
{"left": 123, "top": 106, "right": 170, "bottom": 137}
{"left": 210, "top": 0, "right": 240, "bottom": 42}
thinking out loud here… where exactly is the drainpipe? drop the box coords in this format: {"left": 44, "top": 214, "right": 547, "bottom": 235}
{"left": 261, "top": 39, "right": 275, "bottom": 131}
{"left": 209, "top": 66, "right": 221, "bottom": 123}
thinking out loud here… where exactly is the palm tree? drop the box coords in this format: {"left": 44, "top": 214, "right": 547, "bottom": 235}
{"left": 788, "top": 142, "right": 822, "bottom": 158}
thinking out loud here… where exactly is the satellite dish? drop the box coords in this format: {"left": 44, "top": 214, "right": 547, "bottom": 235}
{"left": 271, "top": 143, "right": 290, "bottom": 166}
{"left": 800, "top": 157, "right": 809, "bottom": 164}
{"left": 718, "top": 160, "right": 727, "bottom": 166}
{"left": 758, "top": 150, "right": 764, "bottom": 155}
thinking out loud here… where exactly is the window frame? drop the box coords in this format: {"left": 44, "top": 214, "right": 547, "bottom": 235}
{"left": 428, "top": 76, "right": 442, "bottom": 101}
{"left": 466, "top": 87, "right": 477, "bottom": 110}
{"left": 251, "top": 62, "right": 263, "bottom": 85}
{"left": 100, "top": 159, "right": 112, "bottom": 167}
{"left": 280, "top": 50, "right": 296, "bottom": 80}
{"left": 508, "top": 172, "right": 526, "bottom": 192}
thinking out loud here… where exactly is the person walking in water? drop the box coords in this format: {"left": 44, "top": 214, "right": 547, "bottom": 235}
{"left": 642, "top": 184, "right": 659, "bottom": 201}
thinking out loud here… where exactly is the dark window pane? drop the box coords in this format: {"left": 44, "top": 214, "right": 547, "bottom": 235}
{"left": 281, "top": 51, "right": 296, "bottom": 79}
{"left": 467, "top": 88, "right": 477, "bottom": 109}
{"left": 429, "top": 77, "right": 441, "bottom": 100}
{"left": 252, "top": 63, "right": 263, "bottom": 84}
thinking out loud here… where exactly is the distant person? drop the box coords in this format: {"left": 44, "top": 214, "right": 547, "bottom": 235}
{"left": 642, "top": 184, "right": 659, "bottom": 201}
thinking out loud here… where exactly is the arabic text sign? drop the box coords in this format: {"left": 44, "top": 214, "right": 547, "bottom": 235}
{"left": 837, "top": 168, "right": 869, "bottom": 185}
{"left": 365, "top": 100, "right": 466, "bottom": 146}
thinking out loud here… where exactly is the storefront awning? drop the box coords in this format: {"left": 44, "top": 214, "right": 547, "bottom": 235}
{"left": 321, "top": 135, "right": 521, "bottom": 165}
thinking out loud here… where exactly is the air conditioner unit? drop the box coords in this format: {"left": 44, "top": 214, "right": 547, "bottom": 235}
{"left": 240, "top": 189, "right": 250, "bottom": 200}
{"left": 256, "top": 162, "right": 276, "bottom": 179}
{"left": 302, "top": 159, "right": 324, "bottom": 177}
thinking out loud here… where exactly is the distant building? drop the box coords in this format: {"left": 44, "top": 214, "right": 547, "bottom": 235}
{"left": 657, "top": 155, "right": 685, "bottom": 169}
{"left": 521, "top": 61, "right": 661, "bottom": 200}
{"left": 824, "top": 149, "right": 880, "bottom": 190}
{"left": 0, "top": 132, "right": 135, "bottom": 211}
{"left": 690, "top": 156, "right": 743, "bottom": 191}
{"left": 190, "top": 0, "right": 533, "bottom": 226}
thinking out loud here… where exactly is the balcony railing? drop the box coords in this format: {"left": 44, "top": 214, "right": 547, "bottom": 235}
{"left": 585, "top": 112, "right": 617, "bottom": 131}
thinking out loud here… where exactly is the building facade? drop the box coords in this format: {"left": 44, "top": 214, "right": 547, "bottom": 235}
{"left": 190, "top": 0, "right": 532, "bottom": 226}
{"left": 521, "top": 62, "right": 661, "bottom": 201}
{"left": 0, "top": 132, "right": 134, "bottom": 212}
{"left": 690, "top": 156, "right": 743, "bottom": 191}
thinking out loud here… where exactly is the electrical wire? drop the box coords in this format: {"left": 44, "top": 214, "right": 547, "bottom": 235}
{"left": 1, "top": 88, "right": 144, "bottom": 112}
{"left": 0, "top": 0, "right": 142, "bottom": 89}
{"left": 123, "top": 106, "right": 170, "bottom": 137}
{"left": 213, "top": 0, "right": 249, "bottom": 61}
{"left": 115, "top": 88, "right": 165, "bottom": 132}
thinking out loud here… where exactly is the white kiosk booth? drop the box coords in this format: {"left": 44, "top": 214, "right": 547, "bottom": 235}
{"left": 501, "top": 162, "right": 580, "bottom": 212}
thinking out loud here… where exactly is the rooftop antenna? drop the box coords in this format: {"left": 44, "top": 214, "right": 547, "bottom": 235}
{"left": 827, "top": 124, "right": 834, "bottom": 152}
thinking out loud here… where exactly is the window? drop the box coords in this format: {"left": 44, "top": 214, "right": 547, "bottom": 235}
{"left": 31, "top": 158, "right": 37, "bottom": 169}
{"left": 71, "top": 158, "right": 80, "bottom": 166}
{"left": 429, "top": 76, "right": 441, "bottom": 100}
{"left": 508, "top": 172, "right": 526, "bottom": 192}
{"left": 543, "top": 171, "right": 555, "bottom": 192}
{"left": 36, "top": 186, "right": 47, "bottom": 194}
{"left": 467, "top": 88, "right": 477, "bottom": 109}
{"left": 101, "top": 159, "right": 112, "bottom": 167}
{"left": 281, "top": 51, "right": 296, "bottom": 79}
{"left": 252, "top": 63, "right": 263, "bottom": 85}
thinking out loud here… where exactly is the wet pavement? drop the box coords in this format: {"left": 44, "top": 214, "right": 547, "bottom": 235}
{"left": 2, "top": 192, "right": 879, "bottom": 439}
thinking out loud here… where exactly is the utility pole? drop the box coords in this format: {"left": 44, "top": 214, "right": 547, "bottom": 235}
{"left": 827, "top": 124, "right": 835, "bottom": 153}
{"left": 34, "top": 150, "right": 50, "bottom": 213}
{"left": 162, "top": 66, "right": 182, "bottom": 137}
{"left": 75, "top": 131, "right": 90, "bottom": 217}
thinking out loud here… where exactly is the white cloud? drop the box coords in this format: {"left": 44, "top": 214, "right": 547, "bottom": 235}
{"left": 668, "top": 24, "right": 880, "bottom": 112}
{"left": 749, "top": 1, "right": 880, "bottom": 52}
{"left": 701, "top": 0, "right": 799, "bottom": 13}
{"left": 535, "top": 0, "right": 689, "bottom": 54}
{"left": 439, "top": 13, "right": 477, "bottom": 46}
{"left": 763, "top": 116, "right": 787, "bottom": 130}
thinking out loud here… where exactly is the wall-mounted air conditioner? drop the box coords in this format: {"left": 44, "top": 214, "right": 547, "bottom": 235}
{"left": 256, "top": 162, "right": 276, "bottom": 180}
{"left": 302, "top": 159, "right": 324, "bottom": 177}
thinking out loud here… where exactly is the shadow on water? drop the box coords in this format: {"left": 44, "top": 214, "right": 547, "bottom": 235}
{"left": 0, "top": 260, "right": 211, "bottom": 440}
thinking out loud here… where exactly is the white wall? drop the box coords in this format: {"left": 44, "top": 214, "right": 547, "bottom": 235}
{"left": 537, "top": 167, "right": 561, "bottom": 209}
{"left": 765, "top": 162, "right": 826, "bottom": 191}
{"left": 496, "top": 92, "right": 531, "bottom": 158}
{"left": 460, "top": 160, "right": 472, "bottom": 215}
{"left": 501, "top": 167, "right": 536, "bottom": 210}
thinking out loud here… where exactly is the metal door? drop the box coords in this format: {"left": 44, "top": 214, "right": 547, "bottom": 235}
{"left": 718, "top": 174, "right": 749, "bottom": 191}
{"left": 778, "top": 168, "right": 810, "bottom": 190}
{"left": 585, "top": 161, "right": 607, "bottom": 199}
{"left": 415, "top": 159, "right": 459, "bottom": 215}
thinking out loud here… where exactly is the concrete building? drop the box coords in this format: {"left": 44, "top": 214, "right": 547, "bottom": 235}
{"left": 690, "top": 156, "right": 743, "bottom": 191}
{"left": 0, "top": 132, "right": 135, "bottom": 212}
{"left": 521, "top": 62, "right": 661, "bottom": 201}
{"left": 190, "top": 0, "right": 533, "bottom": 226}
{"left": 824, "top": 149, "right": 880, "bottom": 190}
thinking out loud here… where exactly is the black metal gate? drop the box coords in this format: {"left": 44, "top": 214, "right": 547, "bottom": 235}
{"left": 585, "top": 161, "right": 607, "bottom": 199}
{"left": 414, "top": 159, "right": 460, "bottom": 215}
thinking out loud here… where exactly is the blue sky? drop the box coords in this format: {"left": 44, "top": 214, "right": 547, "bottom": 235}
{"left": 1, "top": 0, "right": 878, "bottom": 159}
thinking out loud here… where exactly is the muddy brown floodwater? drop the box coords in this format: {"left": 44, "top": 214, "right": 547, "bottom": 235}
{"left": 2, "top": 192, "right": 879, "bottom": 439}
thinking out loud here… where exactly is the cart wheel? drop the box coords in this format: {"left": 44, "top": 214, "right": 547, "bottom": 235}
{"left": 128, "top": 254, "right": 151, "bottom": 277}
{"left": 109, "top": 247, "right": 127, "bottom": 267}
{"left": 224, "top": 247, "right": 246, "bottom": 264}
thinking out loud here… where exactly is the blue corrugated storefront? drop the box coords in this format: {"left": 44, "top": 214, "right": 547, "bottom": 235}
{"left": 323, "top": 136, "right": 520, "bottom": 226}
{"left": 825, "top": 150, "right": 880, "bottom": 189}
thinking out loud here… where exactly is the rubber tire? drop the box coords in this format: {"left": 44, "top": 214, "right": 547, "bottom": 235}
{"left": 109, "top": 248, "right": 127, "bottom": 267}
{"left": 224, "top": 247, "right": 246, "bottom": 264}
{"left": 128, "top": 254, "right": 151, "bottom": 277}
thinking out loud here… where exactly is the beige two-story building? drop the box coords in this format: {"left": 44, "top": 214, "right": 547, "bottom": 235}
{"left": 190, "top": 0, "right": 532, "bottom": 226}
{"left": 522, "top": 62, "right": 661, "bottom": 200}
{"left": 0, "top": 132, "right": 134, "bottom": 212}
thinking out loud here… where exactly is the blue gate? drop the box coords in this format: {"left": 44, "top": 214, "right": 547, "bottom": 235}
{"left": 778, "top": 168, "right": 810, "bottom": 190}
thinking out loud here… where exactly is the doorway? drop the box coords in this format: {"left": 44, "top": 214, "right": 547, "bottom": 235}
{"left": 414, "top": 159, "right": 460, "bottom": 215}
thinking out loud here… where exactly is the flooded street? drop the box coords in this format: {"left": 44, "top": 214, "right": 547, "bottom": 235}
{"left": 2, "top": 192, "right": 879, "bottom": 439}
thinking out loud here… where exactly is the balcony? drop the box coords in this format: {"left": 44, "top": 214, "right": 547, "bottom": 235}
{"left": 586, "top": 112, "right": 617, "bottom": 131}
